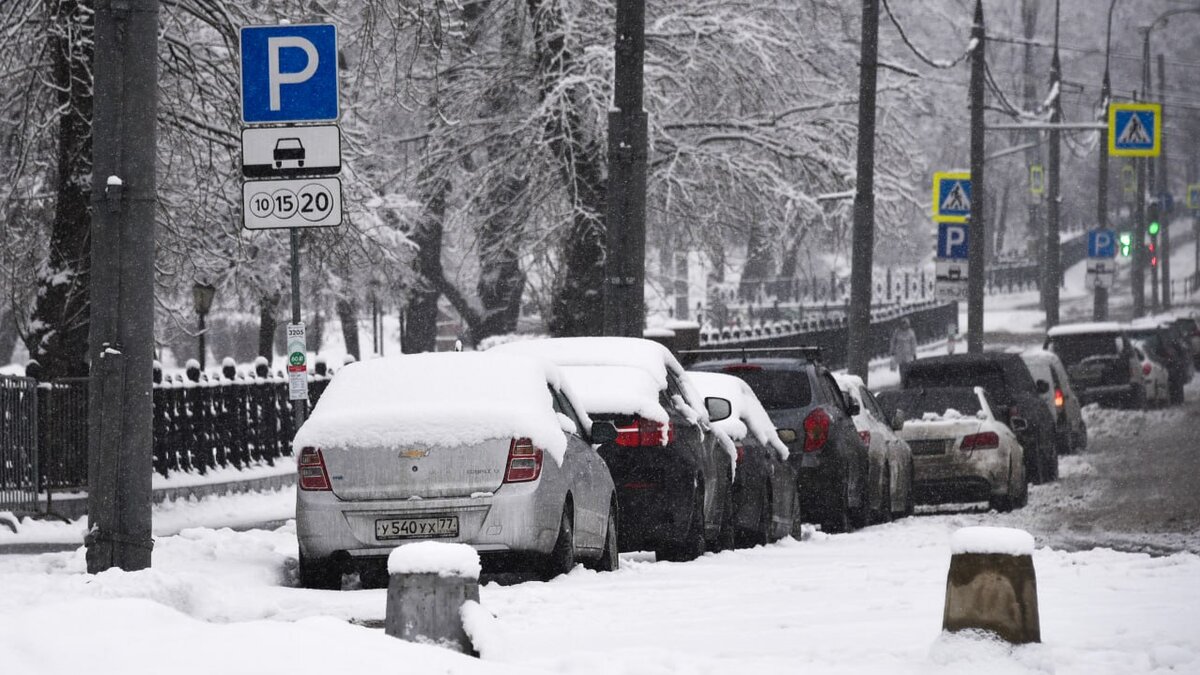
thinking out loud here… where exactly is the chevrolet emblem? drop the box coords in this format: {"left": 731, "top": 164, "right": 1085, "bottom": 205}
{"left": 399, "top": 449, "right": 429, "bottom": 459}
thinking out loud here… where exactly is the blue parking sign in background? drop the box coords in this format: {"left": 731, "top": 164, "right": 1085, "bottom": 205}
{"left": 937, "top": 222, "right": 969, "bottom": 260}
{"left": 1088, "top": 229, "right": 1116, "bottom": 258}
{"left": 241, "top": 24, "right": 339, "bottom": 124}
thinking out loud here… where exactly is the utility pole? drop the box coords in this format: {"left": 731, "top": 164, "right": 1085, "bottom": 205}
{"left": 1157, "top": 53, "right": 1171, "bottom": 309}
{"left": 86, "top": 0, "right": 159, "bottom": 573}
{"left": 603, "top": 0, "right": 648, "bottom": 338}
{"left": 846, "top": 0, "right": 879, "bottom": 382}
{"left": 1142, "top": 33, "right": 1158, "bottom": 313}
{"left": 1095, "top": 0, "right": 1120, "bottom": 321}
{"left": 1044, "top": 0, "right": 1062, "bottom": 328}
{"left": 1132, "top": 89, "right": 1147, "bottom": 316}
{"left": 967, "top": 0, "right": 986, "bottom": 353}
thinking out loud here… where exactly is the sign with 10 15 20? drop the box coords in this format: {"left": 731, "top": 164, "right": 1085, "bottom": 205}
{"left": 243, "top": 177, "right": 342, "bottom": 230}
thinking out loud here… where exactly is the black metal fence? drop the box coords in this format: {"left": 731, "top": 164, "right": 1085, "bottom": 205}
{"left": 684, "top": 300, "right": 958, "bottom": 369}
{"left": 0, "top": 376, "right": 39, "bottom": 512}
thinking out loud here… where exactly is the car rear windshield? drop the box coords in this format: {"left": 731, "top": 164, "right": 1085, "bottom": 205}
{"left": 904, "top": 364, "right": 1009, "bottom": 402}
{"left": 718, "top": 367, "right": 812, "bottom": 410}
{"left": 878, "top": 389, "right": 982, "bottom": 421}
{"left": 1048, "top": 334, "right": 1122, "bottom": 365}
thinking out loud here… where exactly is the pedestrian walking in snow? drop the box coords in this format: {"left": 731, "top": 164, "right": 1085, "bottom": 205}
{"left": 890, "top": 318, "right": 917, "bottom": 370}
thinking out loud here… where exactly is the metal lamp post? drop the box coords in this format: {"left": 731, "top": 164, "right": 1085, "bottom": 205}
{"left": 192, "top": 281, "right": 216, "bottom": 370}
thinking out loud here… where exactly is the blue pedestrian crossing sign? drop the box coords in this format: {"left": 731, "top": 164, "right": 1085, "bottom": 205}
{"left": 240, "top": 24, "right": 339, "bottom": 124}
{"left": 932, "top": 172, "right": 971, "bottom": 223}
{"left": 1108, "top": 103, "right": 1161, "bottom": 157}
{"left": 1087, "top": 229, "right": 1116, "bottom": 259}
{"left": 937, "top": 222, "right": 969, "bottom": 260}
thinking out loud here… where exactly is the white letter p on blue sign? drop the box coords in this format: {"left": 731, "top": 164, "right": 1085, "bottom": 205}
{"left": 267, "top": 37, "right": 319, "bottom": 111}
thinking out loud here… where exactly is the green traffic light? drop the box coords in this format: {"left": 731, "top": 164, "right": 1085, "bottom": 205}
{"left": 1119, "top": 232, "right": 1132, "bottom": 245}
{"left": 1148, "top": 221, "right": 1160, "bottom": 236}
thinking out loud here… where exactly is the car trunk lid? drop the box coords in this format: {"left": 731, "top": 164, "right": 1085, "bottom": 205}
{"left": 320, "top": 439, "right": 512, "bottom": 500}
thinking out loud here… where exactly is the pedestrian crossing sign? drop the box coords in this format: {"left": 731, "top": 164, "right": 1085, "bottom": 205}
{"left": 1108, "top": 103, "right": 1161, "bottom": 157}
{"left": 932, "top": 171, "right": 972, "bottom": 223}
{"left": 1188, "top": 184, "right": 1200, "bottom": 211}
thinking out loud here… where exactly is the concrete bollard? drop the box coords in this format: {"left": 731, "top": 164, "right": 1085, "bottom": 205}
{"left": 384, "top": 542, "right": 482, "bottom": 655}
{"left": 942, "top": 526, "right": 1041, "bottom": 644}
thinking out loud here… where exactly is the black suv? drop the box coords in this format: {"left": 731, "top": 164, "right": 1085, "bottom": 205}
{"left": 1125, "top": 319, "right": 1195, "bottom": 404}
{"left": 1044, "top": 323, "right": 1144, "bottom": 409}
{"left": 689, "top": 355, "right": 870, "bottom": 533}
{"left": 899, "top": 353, "right": 1059, "bottom": 484}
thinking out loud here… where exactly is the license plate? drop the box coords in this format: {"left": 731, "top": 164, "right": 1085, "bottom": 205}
{"left": 375, "top": 516, "right": 459, "bottom": 540}
{"left": 909, "top": 439, "right": 949, "bottom": 456}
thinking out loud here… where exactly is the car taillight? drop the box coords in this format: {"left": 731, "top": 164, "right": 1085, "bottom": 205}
{"left": 803, "top": 408, "right": 831, "bottom": 452}
{"left": 1142, "top": 363, "right": 1152, "bottom": 376}
{"left": 735, "top": 445, "right": 746, "bottom": 465}
{"left": 961, "top": 432, "right": 1000, "bottom": 451}
{"left": 504, "top": 438, "right": 543, "bottom": 483}
{"left": 858, "top": 430, "right": 871, "bottom": 446}
{"left": 298, "top": 447, "right": 331, "bottom": 491}
{"left": 1054, "top": 388, "right": 1065, "bottom": 408}
{"left": 615, "top": 417, "right": 676, "bottom": 447}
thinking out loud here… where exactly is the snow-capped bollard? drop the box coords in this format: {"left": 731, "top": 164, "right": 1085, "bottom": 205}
{"left": 943, "top": 527, "right": 1041, "bottom": 644}
{"left": 385, "top": 542, "right": 481, "bottom": 655}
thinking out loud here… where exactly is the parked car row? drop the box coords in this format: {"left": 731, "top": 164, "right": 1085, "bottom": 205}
{"left": 294, "top": 338, "right": 928, "bottom": 589}
{"left": 1044, "top": 314, "right": 1196, "bottom": 410}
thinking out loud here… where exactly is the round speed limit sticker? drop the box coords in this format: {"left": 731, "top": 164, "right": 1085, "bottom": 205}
{"left": 297, "top": 183, "right": 335, "bottom": 222}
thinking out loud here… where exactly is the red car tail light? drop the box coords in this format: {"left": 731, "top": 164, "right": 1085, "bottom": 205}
{"left": 803, "top": 408, "right": 831, "bottom": 452}
{"left": 615, "top": 417, "right": 676, "bottom": 447}
{"left": 298, "top": 447, "right": 332, "bottom": 491}
{"left": 735, "top": 445, "right": 746, "bottom": 465}
{"left": 961, "top": 432, "right": 1000, "bottom": 451}
{"left": 1142, "top": 363, "right": 1153, "bottom": 376}
{"left": 858, "top": 430, "right": 871, "bottom": 446}
{"left": 1054, "top": 388, "right": 1065, "bottom": 409}
{"left": 504, "top": 438, "right": 543, "bottom": 483}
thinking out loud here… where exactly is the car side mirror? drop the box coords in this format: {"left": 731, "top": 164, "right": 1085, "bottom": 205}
{"left": 776, "top": 428, "right": 797, "bottom": 444}
{"left": 705, "top": 396, "right": 732, "bottom": 422}
{"left": 846, "top": 400, "right": 861, "bottom": 416}
{"left": 590, "top": 421, "right": 619, "bottom": 445}
{"left": 890, "top": 410, "right": 905, "bottom": 432}
{"left": 1010, "top": 416, "right": 1029, "bottom": 432}
{"left": 1036, "top": 379, "right": 1050, "bottom": 395}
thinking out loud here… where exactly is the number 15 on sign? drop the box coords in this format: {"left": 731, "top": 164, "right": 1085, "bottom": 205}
{"left": 243, "top": 177, "right": 343, "bottom": 230}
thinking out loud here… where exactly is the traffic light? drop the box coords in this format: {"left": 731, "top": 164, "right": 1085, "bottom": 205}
{"left": 1119, "top": 231, "right": 1132, "bottom": 257}
{"left": 1149, "top": 241, "right": 1158, "bottom": 267}
{"left": 1148, "top": 220, "right": 1160, "bottom": 236}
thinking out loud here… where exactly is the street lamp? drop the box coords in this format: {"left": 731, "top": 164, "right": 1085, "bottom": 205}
{"left": 192, "top": 281, "right": 216, "bottom": 370}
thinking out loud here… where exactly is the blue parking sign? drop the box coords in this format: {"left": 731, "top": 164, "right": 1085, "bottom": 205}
{"left": 241, "top": 24, "right": 339, "bottom": 124}
{"left": 1087, "top": 229, "right": 1116, "bottom": 259}
{"left": 937, "top": 222, "right": 969, "bottom": 260}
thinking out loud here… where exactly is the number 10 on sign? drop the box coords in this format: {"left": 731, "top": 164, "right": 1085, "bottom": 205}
{"left": 243, "top": 177, "right": 343, "bottom": 230}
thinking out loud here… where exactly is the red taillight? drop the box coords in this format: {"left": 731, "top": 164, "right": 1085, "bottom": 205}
{"left": 858, "top": 430, "right": 871, "bottom": 446}
{"left": 1054, "top": 388, "right": 1065, "bottom": 408}
{"left": 735, "top": 445, "right": 746, "bottom": 465}
{"left": 961, "top": 432, "right": 1000, "bottom": 451}
{"left": 1142, "top": 363, "right": 1153, "bottom": 376}
{"left": 298, "top": 447, "right": 331, "bottom": 491}
{"left": 803, "top": 408, "right": 831, "bottom": 452}
{"left": 615, "top": 417, "right": 675, "bottom": 447}
{"left": 504, "top": 438, "right": 543, "bottom": 483}
{"left": 721, "top": 364, "right": 763, "bottom": 373}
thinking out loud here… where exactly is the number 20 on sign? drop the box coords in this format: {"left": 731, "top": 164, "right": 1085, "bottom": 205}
{"left": 242, "top": 177, "right": 343, "bottom": 230}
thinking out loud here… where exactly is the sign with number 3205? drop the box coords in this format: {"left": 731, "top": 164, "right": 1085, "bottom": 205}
{"left": 242, "top": 177, "right": 343, "bottom": 230}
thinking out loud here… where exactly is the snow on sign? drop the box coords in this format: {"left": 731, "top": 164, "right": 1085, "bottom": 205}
{"left": 932, "top": 172, "right": 971, "bottom": 223}
{"left": 240, "top": 24, "right": 339, "bottom": 124}
{"left": 242, "top": 125, "right": 341, "bottom": 178}
{"left": 1108, "top": 103, "right": 1161, "bottom": 157}
{"left": 243, "top": 177, "right": 343, "bottom": 230}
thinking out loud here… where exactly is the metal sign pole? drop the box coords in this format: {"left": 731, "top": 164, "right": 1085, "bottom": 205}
{"left": 290, "top": 228, "right": 307, "bottom": 428}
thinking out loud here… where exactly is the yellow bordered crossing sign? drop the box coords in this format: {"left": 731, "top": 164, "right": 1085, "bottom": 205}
{"left": 1187, "top": 184, "right": 1200, "bottom": 210}
{"left": 1029, "top": 165, "right": 1045, "bottom": 196}
{"left": 1108, "top": 102, "right": 1161, "bottom": 157}
{"left": 932, "top": 171, "right": 971, "bottom": 223}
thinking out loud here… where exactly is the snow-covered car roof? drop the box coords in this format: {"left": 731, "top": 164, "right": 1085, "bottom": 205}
{"left": 832, "top": 372, "right": 866, "bottom": 391}
{"left": 1046, "top": 322, "right": 1127, "bottom": 337}
{"left": 492, "top": 337, "right": 709, "bottom": 422}
{"left": 558, "top": 364, "right": 669, "bottom": 422}
{"left": 293, "top": 352, "right": 582, "bottom": 464}
{"left": 687, "top": 371, "right": 788, "bottom": 460}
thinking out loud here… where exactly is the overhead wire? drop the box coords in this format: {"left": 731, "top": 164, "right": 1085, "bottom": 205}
{"left": 879, "top": 0, "right": 975, "bottom": 70}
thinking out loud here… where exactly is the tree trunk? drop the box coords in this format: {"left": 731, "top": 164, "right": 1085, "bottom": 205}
{"left": 336, "top": 298, "right": 360, "bottom": 360}
{"left": 27, "top": 0, "right": 93, "bottom": 379}
{"left": 258, "top": 293, "right": 279, "bottom": 361}
{"left": 402, "top": 171, "right": 449, "bottom": 354}
{"left": 528, "top": 0, "right": 607, "bottom": 337}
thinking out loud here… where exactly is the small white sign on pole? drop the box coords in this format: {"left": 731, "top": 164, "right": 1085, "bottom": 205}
{"left": 1085, "top": 260, "right": 1116, "bottom": 289}
{"left": 287, "top": 322, "right": 309, "bottom": 401}
{"left": 935, "top": 259, "right": 969, "bottom": 302}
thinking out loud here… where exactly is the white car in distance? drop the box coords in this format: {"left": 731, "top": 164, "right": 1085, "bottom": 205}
{"left": 1133, "top": 341, "right": 1171, "bottom": 407}
{"left": 832, "top": 373, "right": 914, "bottom": 522}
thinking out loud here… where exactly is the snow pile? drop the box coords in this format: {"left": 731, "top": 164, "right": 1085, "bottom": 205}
{"left": 919, "top": 408, "right": 966, "bottom": 422}
{"left": 294, "top": 353, "right": 573, "bottom": 464}
{"left": 951, "top": 526, "right": 1035, "bottom": 556}
{"left": 388, "top": 541, "right": 481, "bottom": 579}
{"left": 492, "top": 337, "right": 675, "bottom": 389}
{"left": 560, "top": 365, "right": 668, "bottom": 421}
{"left": 688, "top": 371, "right": 788, "bottom": 459}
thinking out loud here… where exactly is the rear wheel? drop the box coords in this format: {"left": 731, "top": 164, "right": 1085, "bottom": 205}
{"left": 822, "top": 477, "right": 853, "bottom": 534}
{"left": 543, "top": 505, "right": 576, "bottom": 579}
{"left": 1043, "top": 432, "right": 1059, "bottom": 482}
{"left": 298, "top": 552, "right": 341, "bottom": 590}
{"left": 736, "top": 487, "right": 772, "bottom": 548}
{"left": 658, "top": 484, "right": 706, "bottom": 562}
{"left": 847, "top": 465, "right": 869, "bottom": 530}
{"left": 902, "top": 458, "right": 916, "bottom": 518}
{"left": 873, "top": 465, "right": 893, "bottom": 525}
{"left": 788, "top": 490, "right": 804, "bottom": 539}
